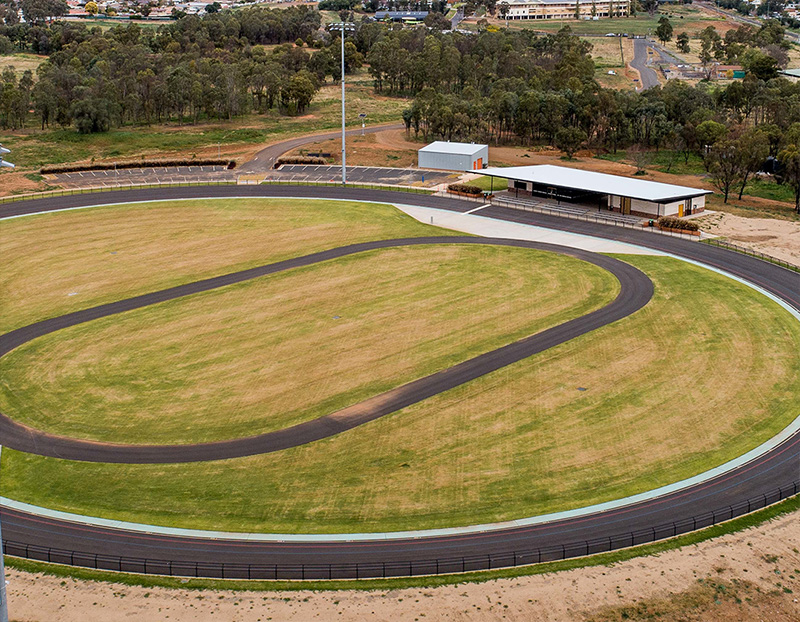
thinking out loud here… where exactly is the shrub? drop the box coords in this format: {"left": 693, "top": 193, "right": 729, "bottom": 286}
{"left": 41, "top": 159, "right": 236, "bottom": 174}
{"left": 447, "top": 183, "right": 483, "bottom": 195}
{"left": 274, "top": 156, "right": 327, "bottom": 167}
{"left": 657, "top": 216, "right": 699, "bottom": 231}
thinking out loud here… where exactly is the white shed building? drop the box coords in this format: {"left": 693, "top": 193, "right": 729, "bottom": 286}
{"left": 418, "top": 141, "right": 489, "bottom": 171}
{"left": 482, "top": 165, "right": 711, "bottom": 218}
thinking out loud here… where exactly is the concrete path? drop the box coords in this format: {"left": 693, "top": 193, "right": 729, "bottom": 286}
{"left": 394, "top": 202, "right": 663, "bottom": 255}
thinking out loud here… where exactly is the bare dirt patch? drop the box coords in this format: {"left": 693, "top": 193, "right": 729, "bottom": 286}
{"left": 285, "top": 131, "right": 420, "bottom": 169}
{"left": 696, "top": 211, "right": 800, "bottom": 266}
{"left": 9, "top": 507, "right": 800, "bottom": 621}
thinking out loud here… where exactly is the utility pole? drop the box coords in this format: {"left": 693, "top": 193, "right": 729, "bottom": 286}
{"left": 330, "top": 22, "right": 355, "bottom": 185}
{"left": 0, "top": 145, "right": 14, "bottom": 622}
{"left": 0, "top": 448, "right": 9, "bottom": 622}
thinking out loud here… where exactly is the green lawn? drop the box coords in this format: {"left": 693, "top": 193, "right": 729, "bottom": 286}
{"left": 0, "top": 244, "right": 618, "bottom": 444}
{"left": 2, "top": 255, "right": 798, "bottom": 534}
{"left": 595, "top": 150, "right": 707, "bottom": 176}
{"left": 743, "top": 177, "right": 797, "bottom": 204}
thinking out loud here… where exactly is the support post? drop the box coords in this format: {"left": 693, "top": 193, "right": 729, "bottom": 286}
{"left": 341, "top": 30, "right": 346, "bottom": 185}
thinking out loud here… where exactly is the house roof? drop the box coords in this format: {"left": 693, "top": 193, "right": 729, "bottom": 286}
{"left": 482, "top": 165, "right": 712, "bottom": 203}
{"left": 418, "top": 141, "right": 488, "bottom": 156}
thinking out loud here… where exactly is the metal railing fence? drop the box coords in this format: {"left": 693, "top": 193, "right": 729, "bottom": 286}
{"left": 703, "top": 237, "right": 800, "bottom": 274}
{"left": 5, "top": 481, "right": 798, "bottom": 580}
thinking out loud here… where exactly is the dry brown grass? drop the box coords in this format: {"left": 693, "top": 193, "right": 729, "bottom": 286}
{"left": 0, "top": 198, "right": 457, "bottom": 333}
{"left": 3, "top": 255, "right": 799, "bottom": 534}
{"left": 0, "top": 244, "right": 617, "bottom": 443}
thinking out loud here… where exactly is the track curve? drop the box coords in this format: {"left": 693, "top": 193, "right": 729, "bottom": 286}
{"left": 0, "top": 237, "right": 652, "bottom": 464}
{"left": 1, "top": 186, "right": 799, "bottom": 579}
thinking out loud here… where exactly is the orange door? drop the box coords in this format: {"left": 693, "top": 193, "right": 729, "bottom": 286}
{"left": 475, "top": 158, "right": 482, "bottom": 170}
{"left": 678, "top": 203, "right": 684, "bottom": 217}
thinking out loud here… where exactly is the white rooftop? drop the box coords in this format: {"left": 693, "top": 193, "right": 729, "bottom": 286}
{"left": 419, "top": 141, "right": 487, "bottom": 156}
{"left": 482, "top": 165, "right": 712, "bottom": 203}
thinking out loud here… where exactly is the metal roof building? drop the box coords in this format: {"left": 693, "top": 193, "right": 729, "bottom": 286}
{"left": 482, "top": 165, "right": 711, "bottom": 218}
{"left": 418, "top": 141, "right": 488, "bottom": 172}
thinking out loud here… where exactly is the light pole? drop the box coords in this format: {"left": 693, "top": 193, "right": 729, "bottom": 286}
{"left": 0, "top": 149, "right": 13, "bottom": 622}
{"left": 329, "top": 22, "right": 355, "bottom": 185}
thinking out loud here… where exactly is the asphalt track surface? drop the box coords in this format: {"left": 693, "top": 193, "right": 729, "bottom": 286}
{"left": 1, "top": 186, "right": 799, "bottom": 578}
{"left": 0, "top": 238, "right": 652, "bottom": 464}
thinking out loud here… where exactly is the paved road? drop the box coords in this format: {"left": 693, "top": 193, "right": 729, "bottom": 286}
{"left": 0, "top": 239, "right": 651, "bottom": 464}
{"left": 238, "top": 122, "right": 405, "bottom": 173}
{"left": 0, "top": 186, "right": 798, "bottom": 579}
{"left": 630, "top": 38, "right": 660, "bottom": 90}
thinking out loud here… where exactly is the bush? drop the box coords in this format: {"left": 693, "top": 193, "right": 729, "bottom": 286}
{"left": 41, "top": 159, "right": 236, "bottom": 174}
{"left": 657, "top": 216, "right": 699, "bottom": 231}
{"left": 447, "top": 183, "right": 483, "bottom": 195}
{"left": 274, "top": 156, "right": 327, "bottom": 167}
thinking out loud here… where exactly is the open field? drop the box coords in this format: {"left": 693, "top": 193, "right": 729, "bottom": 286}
{"left": 287, "top": 131, "right": 421, "bottom": 168}
{"left": 0, "top": 198, "right": 458, "bottom": 333}
{"left": 0, "top": 53, "right": 45, "bottom": 77}
{"left": 0, "top": 244, "right": 618, "bottom": 444}
{"left": 508, "top": 4, "right": 729, "bottom": 35}
{"left": 3, "top": 255, "right": 798, "bottom": 533}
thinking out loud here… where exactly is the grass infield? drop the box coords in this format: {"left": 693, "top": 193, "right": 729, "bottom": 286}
{"left": 0, "top": 198, "right": 458, "bottom": 334}
{"left": 0, "top": 244, "right": 618, "bottom": 444}
{"left": 1, "top": 253, "right": 798, "bottom": 533}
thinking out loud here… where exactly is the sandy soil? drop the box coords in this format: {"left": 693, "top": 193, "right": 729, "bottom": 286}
{"left": 9, "top": 508, "right": 800, "bottom": 622}
{"left": 696, "top": 211, "right": 800, "bottom": 265}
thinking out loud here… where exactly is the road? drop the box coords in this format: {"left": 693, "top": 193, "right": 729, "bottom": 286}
{"left": 630, "top": 38, "right": 660, "bottom": 90}
{"left": 0, "top": 186, "right": 798, "bottom": 579}
{"left": 238, "top": 122, "right": 405, "bottom": 174}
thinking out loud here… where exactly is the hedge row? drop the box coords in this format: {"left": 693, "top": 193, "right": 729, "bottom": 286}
{"left": 657, "top": 216, "right": 699, "bottom": 232}
{"left": 41, "top": 160, "right": 237, "bottom": 174}
{"left": 448, "top": 183, "right": 483, "bottom": 195}
{"left": 275, "top": 156, "right": 327, "bottom": 167}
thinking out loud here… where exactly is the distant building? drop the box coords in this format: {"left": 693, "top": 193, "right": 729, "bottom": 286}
{"left": 711, "top": 65, "right": 745, "bottom": 80}
{"left": 418, "top": 142, "right": 488, "bottom": 171}
{"left": 374, "top": 11, "right": 429, "bottom": 21}
{"left": 503, "top": 0, "right": 629, "bottom": 20}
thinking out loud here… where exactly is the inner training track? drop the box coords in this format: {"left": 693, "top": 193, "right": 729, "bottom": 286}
{"left": 0, "top": 185, "right": 798, "bottom": 579}
{"left": 0, "top": 238, "right": 652, "bottom": 464}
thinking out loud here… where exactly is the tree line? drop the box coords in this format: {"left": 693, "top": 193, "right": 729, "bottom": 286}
{"left": 391, "top": 22, "right": 800, "bottom": 211}
{"left": 0, "top": 7, "right": 366, "bottom": 130}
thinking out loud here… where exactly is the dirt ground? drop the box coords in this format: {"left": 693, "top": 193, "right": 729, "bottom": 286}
{"left": 696, "top": 211, "right": 800, "bottom": 265}
{"left": 9, "top": 508, "right": 800, "bottom": 622}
